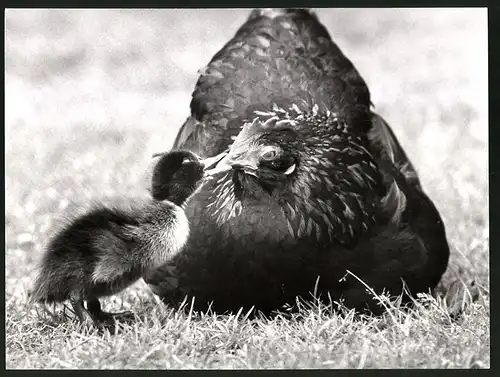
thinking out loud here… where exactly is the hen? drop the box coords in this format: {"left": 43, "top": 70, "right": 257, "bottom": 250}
{"left": 144, "top": 9, "right": 449, "bottom": 314}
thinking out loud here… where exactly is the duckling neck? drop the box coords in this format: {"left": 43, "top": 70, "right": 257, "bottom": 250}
{"left": 169, "top": 196, "right": 186, "bottom": 207}
{"left": 165, "top": 190, "right": 190, "bottom": 207}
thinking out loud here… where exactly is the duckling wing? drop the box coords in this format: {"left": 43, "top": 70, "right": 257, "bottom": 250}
{"left": 90, "top": 226, "right": 139, "bottom": 284}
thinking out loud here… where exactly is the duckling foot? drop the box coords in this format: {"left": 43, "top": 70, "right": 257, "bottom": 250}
{"left": 100, "top": 311, "right": 136, "bottom": 325}
{"left": 86, "top": 299, "right": 136, "bottom": 327}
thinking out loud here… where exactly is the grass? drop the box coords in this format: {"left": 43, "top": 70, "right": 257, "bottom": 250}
{"left": 5, "top": 9, "right": 489, "bottom": 369}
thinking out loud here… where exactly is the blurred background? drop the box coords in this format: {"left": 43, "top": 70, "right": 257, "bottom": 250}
{"left": 5, "top": 9, "right": 488, "bottom": 301}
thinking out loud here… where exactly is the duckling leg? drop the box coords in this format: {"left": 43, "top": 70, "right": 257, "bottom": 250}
{"left": 69, "top": 293, "right": 96, "bottom": 326}
{"left": 86, "top": 298, "right": 105, "bottom": 318}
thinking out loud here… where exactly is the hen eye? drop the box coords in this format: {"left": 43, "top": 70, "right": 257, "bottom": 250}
{"left": 261, "top": 149, "right": 279, "bottom": 160}
{"left": 269, "top": 160, "right": 284, "bottom": 169}
{"left": 267, "top": 158, "right": 296, "bottom": 175}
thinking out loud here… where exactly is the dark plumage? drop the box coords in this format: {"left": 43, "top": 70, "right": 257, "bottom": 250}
{"left": 173, "top": 8, "right": 372, "bottom": 157}
{"left": 145, "top": 9, "right": 449, "bottom": 314}
{"left": 376, "top": 157, "right": 450, "bottom": 294}
{"left": 31, "top": 151, "right": 204, "bottom": 326}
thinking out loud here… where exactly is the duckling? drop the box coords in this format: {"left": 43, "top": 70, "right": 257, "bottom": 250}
{"left": 30, "top": 150, "right": 214, "bottom": 327}
{"left": 150, "top": 149, "right": 228, "bottom": 200}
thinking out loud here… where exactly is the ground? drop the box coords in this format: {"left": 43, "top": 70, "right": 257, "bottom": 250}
{"left": 5, "top": 9, "right": 489, "bottom": 369}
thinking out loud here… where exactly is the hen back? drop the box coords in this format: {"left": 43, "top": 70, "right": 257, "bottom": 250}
{"left": 174, "top": 10, "right": 370, "bottom": 154}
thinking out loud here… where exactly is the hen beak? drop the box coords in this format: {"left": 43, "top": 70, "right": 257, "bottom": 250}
{"left": 203, "top": 153, "right": 233, "bottom": 176}
{"left": 150, "top": 150, "right": 259, "bottom": 177}
{"left": 226, "top": 161, "right": 259, "bottom": 177}
{"left": 204, "top": 152, "right": 260, "bottom": 177}
{"left": 201, "top": 151, "right": 229, "bottom": 171}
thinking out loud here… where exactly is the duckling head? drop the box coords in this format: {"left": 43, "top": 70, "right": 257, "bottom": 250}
{"left": 151, "top": 150, "right": 209, "bottom": 206}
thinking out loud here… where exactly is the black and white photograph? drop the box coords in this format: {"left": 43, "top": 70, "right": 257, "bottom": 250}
{"left": 5, "top": 8, "right": 489, "bottom": 369}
